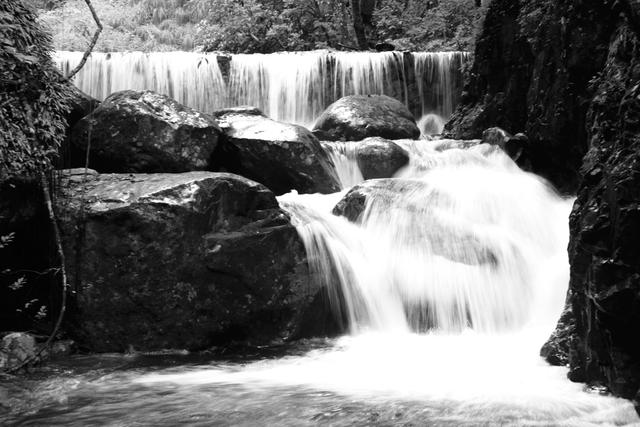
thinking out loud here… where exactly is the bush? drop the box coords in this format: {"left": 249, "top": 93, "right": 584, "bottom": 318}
{"left": 0, "top": 0, "right": 73, "bottom": 181}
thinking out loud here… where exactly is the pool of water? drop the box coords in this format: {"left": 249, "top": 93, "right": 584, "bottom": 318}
{"left": 2, "top": 335, "right": 638, "bottom": 427}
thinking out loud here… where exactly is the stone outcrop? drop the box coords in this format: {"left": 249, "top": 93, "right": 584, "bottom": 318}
{"left": 56, "top": 169, "right": 321, "bottom": 352}
{"left": 212, "top": 107, "right": 339, "bottom": 195}
{"left": 312, "top": 95, "right": 421, "bottom": 142}
{"left": 542, "top": 16, "right": 640, "bottom": 413}
{"left": 445, "top": 0, "right": 625, "bottom": 193}
{"left": 70, "top": 90, "right": 221, "bottom": 173}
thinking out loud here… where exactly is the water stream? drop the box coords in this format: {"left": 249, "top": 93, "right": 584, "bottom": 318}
{"left": 3, "top": 140, "right": 639, "bottom": 426}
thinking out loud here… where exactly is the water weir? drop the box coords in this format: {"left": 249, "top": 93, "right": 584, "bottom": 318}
{"left": 54, "top": 50, "right": 467, "bottom": 129}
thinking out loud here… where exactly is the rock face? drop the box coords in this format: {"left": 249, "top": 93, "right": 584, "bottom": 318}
{"left": 323, "top": 138, "right": 410, "bottom": 180}
{"left": 543, "top": 17, "right": 640, "bottom": 413}
{"left": 212, "top": 107, "right": 339, "bottom": 195}
{"left": 70, "top": 90, "right": 221, "bottom": 173}
{"left": 445, "top": 0, "right": 625, "bottom": 193}
{"left": 312, "top": 95, "right": 421, "bottom": 141}
{"left": 56, "top": 169, "right": 319, "bottom": 352}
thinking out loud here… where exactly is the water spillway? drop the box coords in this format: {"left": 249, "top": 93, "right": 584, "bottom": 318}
{"left": 54, "top": 50, "right": 467, "bottom": 130}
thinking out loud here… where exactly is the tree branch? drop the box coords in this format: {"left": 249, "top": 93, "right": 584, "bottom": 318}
{"left": 66, "top": 0, "right": 103, "bottom": 79}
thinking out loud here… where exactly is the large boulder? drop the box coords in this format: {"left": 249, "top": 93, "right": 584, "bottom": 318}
{"left": 542, "top": 19, "right": 640, "bottom": 413}
{"left": 56, "top": 169, "right": 320, "bottom": 352}
{"left": 312, "top": 95, "right": 420, "bottom": 141}
{"left": 70, "top": 90, "right": 221, "bottom": 173}
{"left": 212, "top": 107, "right": 339, "bottom": 195}
{"left": 323, "top": 138, "right": 410, "bottom": 180}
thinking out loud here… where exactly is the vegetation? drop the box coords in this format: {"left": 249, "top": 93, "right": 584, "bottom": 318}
{"left": 1, "top": 0, "right": 73, "bottom": 181}
{"left": 38, "top": 0, "right": 486, "bottom": 53}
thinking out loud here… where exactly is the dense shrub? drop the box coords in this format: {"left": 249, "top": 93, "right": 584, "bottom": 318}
{"left": 38, "top": 0, "right": 487, "bottom": 53}
{"left": 0, "top": 0, "right": 72, "bottom": 181}
{"left": 373, "top": 0, "right": 487, "bottom": 51}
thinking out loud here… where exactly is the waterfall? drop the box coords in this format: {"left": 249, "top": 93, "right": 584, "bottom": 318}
{"left": 54, "top": 51, "right": 228, "bottom": 113}
{"left": 54, "top": 50, "right": 467, "bottom": 129}
{"left": 132, "top": 141, "right": 638, "bottom": 424}
{"left": 279, "top": 140, "right": 572, "bottom": 334}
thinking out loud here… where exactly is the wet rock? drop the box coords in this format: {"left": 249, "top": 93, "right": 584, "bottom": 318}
{"left": 540, "top": 305, "right": 574, "bottom": 367}
{"left": 323, "top": 138, "right": 410, "bottom": 180}
{"left": 212, "top": 107, "right": 339, "bottom": 195}
{"left": 445, "top": 0, "right": 625, "bottom": 193}
{"left": 56, "top": 170, "right": 320, "bottom": 352}
{"left": 312, "top": 95, "right": 420, "bottom": 142}
{"left": 70, "top": 90, "right": 221, "bottom": 173}
{"left": 541, "top": 19, "right": 640, "bottom": 412}
{"left": 481, "top": 127, "right": 510, "bottom": 149}
{"left": 0, "top": 333, "right": 37, "bottom": 369}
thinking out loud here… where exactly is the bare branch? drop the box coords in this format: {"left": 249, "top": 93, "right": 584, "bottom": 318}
{"left": 66, "top": 0, "right": 102, "bottom": 79}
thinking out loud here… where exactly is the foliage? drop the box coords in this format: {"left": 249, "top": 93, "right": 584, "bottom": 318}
{"left": 38, "top": 0, "right": 487, "bottom": 53}
{"left": 0, "top": 0, "right": 73, "bottom": 182}
{"left": 39, "top": 0, "right": 197, "bottom": 51}
{"left": 373, "top": 0, "right": 487, "bottom": 51}
{"left": 192, "top": 0, "right": 356, "bottom": 52}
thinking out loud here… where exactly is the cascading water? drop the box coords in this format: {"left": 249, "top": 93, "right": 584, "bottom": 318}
{"left": 54, "top": 50, "right": 467, "bottom": 130}
{"left": 280, "top": 140, "right": 575, "bottom": 337}
{"left": 6, "top": 140, "right": 639, "bottom": 425}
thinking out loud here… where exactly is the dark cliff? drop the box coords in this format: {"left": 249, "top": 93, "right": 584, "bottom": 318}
{"left": 448, "top": 0, "right": 640, "bottom": 413}
{"left": 446, "top": 0, "right": 623, "bottom": 193}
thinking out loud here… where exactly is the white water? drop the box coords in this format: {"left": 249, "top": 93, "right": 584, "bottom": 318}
{"left": 54, "top": 50, "right": 467, "bottom": 127}
{"left": 136, "top": 141, "right": 639, "bottom": 425}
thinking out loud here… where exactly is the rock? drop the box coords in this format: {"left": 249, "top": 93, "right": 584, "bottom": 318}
{"left": 481, "top": 127, "right": 511, "bottom": 149}
{"left": 67, "top": 85, "right": 100, "bottom": 130}
{"left": 540, "top": 305, "right": 574, "bottom": 367}
{"left": 56, "top": 170, "right": 321, "bottom": 352}
{"left": 70, "top": 90, "right": 221, "bottom": 173}
{"left": 0, "top": 333, "right": 37, "bottom": 369}
{"left": 322, "top": 138, "right": 410, "bottom": 180}
{"left": 541, "top": 15, "right": 640, "bottom": 412}
{"left": 312, "top": 95, "right": 420, "bottom": 142}
{"left": 212, "top": 107, "right": 339, "bottom": 195}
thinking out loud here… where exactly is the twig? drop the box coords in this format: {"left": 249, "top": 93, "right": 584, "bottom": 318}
{"left": 66, "top": 0, "right": 103, "bottom": 79}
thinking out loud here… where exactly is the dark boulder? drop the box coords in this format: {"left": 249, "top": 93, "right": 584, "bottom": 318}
{"left": 70, "top": 90, "right": 221, "bottom": 173}
{"left": 213, "top": 107, "right": 339, "bottom": 195}
{"left": 312, "top": 95, "right": 420, "bottom": 141}
{"left": 322, "top": 138, "right": 410, "bottom": 180}
{"left": 56, "top": 169, "right": 321, "bottom": 352}
{"left": 481, "top": 127, "right": 531, "bottom": 168}
{"left": 542, "top": 19, "right": 640, "bottom": 413}
{"left": 66, "top": 85, "right": 100, "bottom": 130}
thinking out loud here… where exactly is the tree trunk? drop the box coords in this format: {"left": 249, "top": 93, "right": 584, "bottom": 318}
{"left": 351, "top": 0, "right": 368, "bottom": 50}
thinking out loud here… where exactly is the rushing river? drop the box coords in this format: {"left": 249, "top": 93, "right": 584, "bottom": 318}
{"left": 2, "top": 139, "right": 639, "bottom": 426}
